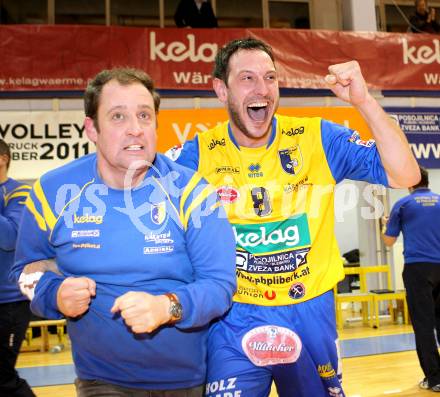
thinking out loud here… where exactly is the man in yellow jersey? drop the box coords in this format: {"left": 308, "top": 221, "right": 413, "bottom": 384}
{"left": 168, "top": 38, "right": 420, "bottom": 397}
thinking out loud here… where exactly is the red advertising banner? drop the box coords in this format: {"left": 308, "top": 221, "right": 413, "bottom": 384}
{"left": 1, "top": 25, "right": 439, "bottom": 92}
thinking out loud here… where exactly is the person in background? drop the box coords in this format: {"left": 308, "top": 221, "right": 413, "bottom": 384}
{"left": 174, "top": 0, "right": 218, "bottom": 28}
{"left": 0, "top": 139, "right": 33, "bottom": 397}
{"left": 168, "top": 37, "right": 420, "bottom": 397}
{"left": 11, "top": 67, "right": 236, "bottom": 397}
{"left": 382, "top": 166, "right": 440, "bottom": 393}
{"left": 409, "top": 0, "right": 440, "bottom": 33}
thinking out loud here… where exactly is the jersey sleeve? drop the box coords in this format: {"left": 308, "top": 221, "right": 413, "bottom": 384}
{"left": 165, "top": 137, "right": 200, "bottom": 171}
{"left": 11, "top": 182, "right": 64, "bottom": 319}
{"left": 0, "top": 184, "right": 30, "bottom": 251}
{"left": 321, "top": 119, "right": 389, "bottom": 186}
{"left": 173, "top": 178, "right": 236, "bottom": 329}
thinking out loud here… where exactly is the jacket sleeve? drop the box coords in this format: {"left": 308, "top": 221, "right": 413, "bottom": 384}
{"left": 11, "top": 184, "right": 64, "bottom": 319}
{"left": 0, "top": 185, "right": 30, "bottom": 251}
{"left": 173, "top": 182, "right": 236, "bottom": 329}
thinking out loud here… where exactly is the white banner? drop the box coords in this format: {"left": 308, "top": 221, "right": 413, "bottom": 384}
{"left": 0, "top": 111, "right": 94, "bottom": 180}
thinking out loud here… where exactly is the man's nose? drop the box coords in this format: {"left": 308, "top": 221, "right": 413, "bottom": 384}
{"left": 127, "top": 117, "right": 143, "bottom": 136}
{"left": 254, "top": 77, "right": 269, "bottom": 96}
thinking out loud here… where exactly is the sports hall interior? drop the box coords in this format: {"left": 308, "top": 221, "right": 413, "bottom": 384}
{"left": 1, "top": 0, "right": 440, "bottom": 396}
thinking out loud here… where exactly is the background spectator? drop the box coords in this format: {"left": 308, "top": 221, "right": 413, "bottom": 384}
{"left": 0, "top": 139, "right": 33, "bottom": 397}
{"left": 409, "top": 0, "right": 440, "bottom": 33}
{"left": 174, "top": 0, "right": 218, "bottom": 28}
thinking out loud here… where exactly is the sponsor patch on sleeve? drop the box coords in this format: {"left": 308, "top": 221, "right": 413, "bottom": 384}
{"left": 164, "top": 144, "right": 183, "bottom": 160}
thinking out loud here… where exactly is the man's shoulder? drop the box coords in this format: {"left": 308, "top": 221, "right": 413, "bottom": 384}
{"left": 39, "top": 153, "right": 96, "bottom": 186}
{"left": 5, "top": 178, "right": 29, "bottom": 191}
{"left": 276, "top": 114, "right": 322, "bottom": 136}
{"left": 195, "top": 121, "right": 229, "bottom": 143}
{"left": 155, "top": 153, "right": 200, "bottom": 186}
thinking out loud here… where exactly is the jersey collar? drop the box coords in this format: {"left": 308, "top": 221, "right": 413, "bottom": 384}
{"left": 228, "top": 117, "right": 277, "bottom": 150}
{"left": 411, "top": 187, "right": 431, "bottom": 194}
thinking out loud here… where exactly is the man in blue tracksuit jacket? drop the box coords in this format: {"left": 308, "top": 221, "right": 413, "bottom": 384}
{"left": 0, "top": 138, "right": 33, "bottom": 397}
{"left": 10, "top": 68, "right": 236, "bottom": 397}
{"left": 382, "top": 166, "right": 440, "bottom": 392}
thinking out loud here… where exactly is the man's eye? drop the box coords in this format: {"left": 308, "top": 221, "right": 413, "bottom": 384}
{"left": 139, "top": 112, "right": 150, "bottom": 120}
{"left": 112, "top": 113, "right": 124, "bottom": 121}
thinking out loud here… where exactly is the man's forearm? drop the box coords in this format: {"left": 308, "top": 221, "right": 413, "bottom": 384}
{"left": 18, "top": 259, "right": 60, "bottom": 300}
{"left": 22, "top": 259, "right": 60, "bottom": 275}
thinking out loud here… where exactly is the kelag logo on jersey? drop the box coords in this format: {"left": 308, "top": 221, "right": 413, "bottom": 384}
{"left": 278, "top": 145, "right": 303, "bottom": 175}
{"left": 233, "top": 214, "right": 311, "bottom": 255}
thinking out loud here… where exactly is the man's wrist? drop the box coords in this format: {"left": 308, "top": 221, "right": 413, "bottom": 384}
{"left": 164, "top": 293, "right": 183, "bottom": 324}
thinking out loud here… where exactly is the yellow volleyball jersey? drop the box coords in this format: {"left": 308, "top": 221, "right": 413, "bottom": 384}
{"left": 194, "top": 114, "right": 344, "bottom": 306}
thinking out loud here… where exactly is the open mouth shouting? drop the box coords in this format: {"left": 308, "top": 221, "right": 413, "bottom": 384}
{"left": 247, "top": 100, "right": 270, "bottom": 123}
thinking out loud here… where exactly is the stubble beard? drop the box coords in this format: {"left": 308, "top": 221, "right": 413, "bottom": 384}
{"left": 227, "top": 100, "right": 272, "bottom": 144}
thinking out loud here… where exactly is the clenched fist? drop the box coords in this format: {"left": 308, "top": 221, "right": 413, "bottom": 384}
{"left": 56, "top": 277, "right": 96, "bottom": 318}
{"left": 111, "top": 291, "right": 171, "bottom": 334}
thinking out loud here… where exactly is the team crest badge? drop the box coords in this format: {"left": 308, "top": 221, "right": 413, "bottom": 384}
{"left": 278, "top": 145, "right": 303, "bottom": 175}
{"left": 151, "top": 202, "right": 167, "bottom": 225}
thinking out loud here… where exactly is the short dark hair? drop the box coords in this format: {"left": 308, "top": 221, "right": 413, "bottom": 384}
{"left": 84, "top": 67, "right": 161, "bottom": 126}
{"left": 0, "top": 139, "right": 10, "bottom": 169}
{"left": 413, "top": 166, "right": 429, "bottom": 189}
{"left": 213, "top": 38, "right": 275, "bottom": 85}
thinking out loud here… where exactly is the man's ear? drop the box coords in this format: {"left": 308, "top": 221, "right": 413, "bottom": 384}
{"left": 0, "top": 154, "right": 8, "bottom": 168}
{"left": 84, "top": 117, "right": 98, "bottom": 143}
{"left": 213, "top": 78, "right": 228, "bottom": 104}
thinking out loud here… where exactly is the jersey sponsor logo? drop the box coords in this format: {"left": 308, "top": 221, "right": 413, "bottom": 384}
{"left": 151, "top": 202, "right": 167, "bottom": 226}
{"left": 248, "top": 163, "right": 263, "bottom": 178}
{"left": 235, "top": 248, "right": 310, "bottom": 274}
{"left": 144, "top": 230, "right": 174, "bottom": 244}
{"left": 348, "top": 131, "right": 375, "bottom": 147}
{"left": 288, "top": 282, "right": 306, "bottom": 299}
{"left": 143, "top": 246, "right": 174, "bottom": 254}
{"left": 73, "top": 214, "right": 103, "bottom": 225}
{"left": 71, "top": 229, "right": 100, "bottom": 238}
{"left": 278, "top": 145, "right": 303, "bottom": 175}
{"left": 283, "top": 175, "right": 309, "bottom": 194}
{"left": 215, "top": 165, "right": 240, "bottom": 174}
{"left": 236, "top": 267, "right": 310, "bottom": 287}
{"left": 415, "top": 195, "right": 439, "bottom": 206}
{"left": 264, "top": 290, "right": 276, "bottom": 300}
{"left": 318, "top": 362, "right": 336, "bottom": 379}
{"left": 237, "top": 286, "right": 264, "bottom": 299}
{"left": 241, "top": 325, "right": 302, "bottom": 366}
{"left": 205, "top": 377, "right": 238, "bottom": 396}
{"left": 233, "top": 214, "right": 311, "bottom": 255}
{"left": 236, "top": 286, "right": 278, "bottom": 301}
{"left": 72, "top": 243, "right": 101, "bottom": 249}
{"left": 216, "top": 186, "right": 240, "bottom": 204}
{"left": 208, "top": 138, "right": 226, "bottom": 150}
{"left": 281, "top": 126, "right": 304, "bottom": 136}
{"left": 165, "top": 144, "right": 183, "bottom": 160}
{"left": 250, "top": 187, "right": 271, "bottom": 216}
